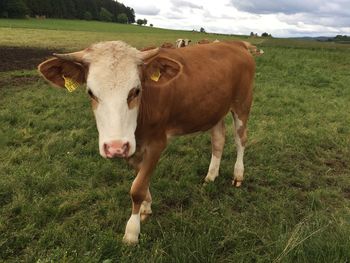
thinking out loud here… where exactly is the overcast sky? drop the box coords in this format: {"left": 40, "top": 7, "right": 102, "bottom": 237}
{"left": 120, "top": 0, "right": 350, "bottom": 37}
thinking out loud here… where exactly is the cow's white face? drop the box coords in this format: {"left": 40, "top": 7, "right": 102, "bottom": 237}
{"left": 82, "top": 42, "right": 145, "bottom": 159}
{"left": 38, "top": 41, "right": 158, "bottom": 159}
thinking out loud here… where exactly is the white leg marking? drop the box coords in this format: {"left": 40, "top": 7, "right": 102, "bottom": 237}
{"left": 204, "top": 120, "right": 225, "bottom": 183}
{"left": 234, "top": 139, "right": 245, "bottom": 186}
{"left": 123, "top": 213, "right": 140, "bottom": 245}
{"left": 205, "top": 154, "right": 221, "bottom": 182}
{"left": 233, "top": 114, "right": 245, "bottom": 187}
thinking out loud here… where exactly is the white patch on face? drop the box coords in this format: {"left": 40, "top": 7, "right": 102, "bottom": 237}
{"left": 84, "top": 41, "right": 142, "bottom": 158}
{"left": 176, "top": 39, "right": 183, "bottom": 48}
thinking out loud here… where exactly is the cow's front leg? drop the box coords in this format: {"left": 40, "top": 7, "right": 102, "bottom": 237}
{"left": 123, "top": 139, "right": 166, "bottom": 245}
{"left": 140, "top": 188, "right": 152, "bottom": 222}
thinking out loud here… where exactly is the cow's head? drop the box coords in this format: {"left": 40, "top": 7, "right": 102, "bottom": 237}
{"left": 175, "top": 39, "right": 191, "bottom": 48}
{"left": 38, "top": 41, "right": 158, "bottom": 159}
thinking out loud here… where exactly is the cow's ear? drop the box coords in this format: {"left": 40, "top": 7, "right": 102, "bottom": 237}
{"left": 38, "top": 57, "right": 88, "bottom": 89}
{"left": 143, "top": 56, "right": 182, "bottom": 85}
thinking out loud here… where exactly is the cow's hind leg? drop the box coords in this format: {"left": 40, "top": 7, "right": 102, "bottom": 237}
{"left": 140, "top": 188, "right": 152, "bottom": 222}
{"left": 231, "top": 112, "right": 248, "bottom": 187}
{"left": 204, "top": 119, "right": 226, "bottom": 182}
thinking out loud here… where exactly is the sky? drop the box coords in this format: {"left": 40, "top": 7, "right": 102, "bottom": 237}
{"left": 120, "top": 0, "right": 350, "bottom": 37}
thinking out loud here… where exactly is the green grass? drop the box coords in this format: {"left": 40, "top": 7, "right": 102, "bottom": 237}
{"left": 1, "top": 19, "right": 350, "bottom": 262}
{"left": 0, "top": 18, "right": 247, "bottom": 50}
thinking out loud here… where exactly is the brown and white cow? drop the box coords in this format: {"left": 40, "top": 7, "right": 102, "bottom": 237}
{"left": 175, "top": 38, "right": 191, "bottom": 48}
{"left": 38, "top": 40, "right": 256, "bottom": 245}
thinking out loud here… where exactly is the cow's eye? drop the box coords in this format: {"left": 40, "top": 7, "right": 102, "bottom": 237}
{"left": 127, "top": 87, "right": 141, "bottom": 103}
{"left": 87, "top": 89, "right": 98, "bottom": 101}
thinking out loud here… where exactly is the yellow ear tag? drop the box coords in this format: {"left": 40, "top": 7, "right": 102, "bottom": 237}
{"left": 150, "top": 68, "right": 161, "bottom": 82}
{"left": 62, "top": 75, "right": 79, "bottom": 92}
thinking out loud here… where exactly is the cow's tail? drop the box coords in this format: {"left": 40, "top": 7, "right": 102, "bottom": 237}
{"left": 242, "top": 41, "right": 264, "bottom": 56}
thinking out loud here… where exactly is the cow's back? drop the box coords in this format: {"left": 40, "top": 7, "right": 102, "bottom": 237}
{"left": 139, "top": 42, "right": 255, "bottom": 137}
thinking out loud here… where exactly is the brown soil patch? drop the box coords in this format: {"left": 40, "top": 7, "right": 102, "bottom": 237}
{"left": 0, "top": 46, "right": 60, "bottom": 72}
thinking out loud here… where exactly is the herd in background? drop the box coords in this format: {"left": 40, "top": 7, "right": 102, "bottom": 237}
{"left": 140, "top": 38, "right": 264, "bottom": 56}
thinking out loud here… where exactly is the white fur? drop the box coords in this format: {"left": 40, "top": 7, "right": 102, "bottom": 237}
{"left": 84, "top": 41, "right": 142, "bottom": 158}
{"left": 123, "top": 213, "right": 140, "bottom": 244}
{"left": 176, "top": 39, "right": 191, "bottom": 48}
{"left": 233, "top": 114, "right": 245, "bottom": 183}
{"left": 205, "top": 155, "right": 221, "bottom": 182}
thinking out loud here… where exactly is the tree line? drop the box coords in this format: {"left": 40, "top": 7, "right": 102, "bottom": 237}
{"left": 0, "top": 0, "right": 135, "bottom": 24}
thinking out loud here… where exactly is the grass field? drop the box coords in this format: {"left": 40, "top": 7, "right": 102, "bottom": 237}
{"left": 0, "top": 19, "right": 350, "bottom": 262}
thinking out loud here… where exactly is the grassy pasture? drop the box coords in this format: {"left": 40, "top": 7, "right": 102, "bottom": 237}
{"left": 0, "top": 19, "right": 248, "bottom": 50}
{"left": 0, "top": 19, "right": 350, "bottom": 262}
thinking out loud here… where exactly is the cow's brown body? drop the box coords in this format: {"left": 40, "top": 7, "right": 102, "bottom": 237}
{"left": 136, "top": 41, "right": 254, "bottom": 143}
{"left": 38, "top": 40, "right": 257, "bottom": 245}
{"left": 128, "top": 41, "right": 255, "bottom": 220}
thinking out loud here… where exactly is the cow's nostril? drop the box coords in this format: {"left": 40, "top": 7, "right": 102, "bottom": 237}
{"left": 103, "top": 143, "right": 109, "bottom": 154}
{"left": 123, "top": 142, "right": 130, "bottom": 152}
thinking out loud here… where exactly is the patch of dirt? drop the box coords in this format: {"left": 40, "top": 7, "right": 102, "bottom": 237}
{"left": 0, "top": 46, "right": 60, "bottom": 72}
{"left": 324, "top": 158, "right": 348, "bottom": 170}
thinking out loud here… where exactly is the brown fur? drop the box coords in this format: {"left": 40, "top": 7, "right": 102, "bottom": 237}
{"left": 38, "top": 58, "right": 87, "bottom": 88}
{"left": 161, "top": 42, "right": 175, "bottom": 48}
{"left": 37, "top": 41, "right": 256, "bottom": 235}
{"left": 126, "top": 41, "right": 255, "bottom": 211}
{"left": 197, "top": 39, "right": 210, "bottom": 44}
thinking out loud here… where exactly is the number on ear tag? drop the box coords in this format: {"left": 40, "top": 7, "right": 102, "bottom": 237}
{"left": 62, "top": 75, "right": 79, "bottom": 92}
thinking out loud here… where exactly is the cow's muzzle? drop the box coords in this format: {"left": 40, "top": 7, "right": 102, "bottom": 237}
{"left": 104, "top": 140, "right": 130, "bottom": 158}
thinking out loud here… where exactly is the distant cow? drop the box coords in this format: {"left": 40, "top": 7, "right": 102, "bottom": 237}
{"left": 176, "top": 38, "right": 191, "bottom": 48}
{"left": 242, "top": 41, "right": 264, "bottom": 56}
{"left": 38, "top": 40, "right": 257, "bottom": 245}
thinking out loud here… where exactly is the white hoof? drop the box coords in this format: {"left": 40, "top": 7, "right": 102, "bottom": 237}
{"left": 123, "top": 213, "right": 140, "bottom": 245}
{"left": 232, "top": 179, "right": 242, "bottom": 187}
{"left": 204, "top": 172, "right": 218, "bottom": 183}
{"left": 123, "top": 233, "right": 139, "bottom": 245}
{"left": 234, "top": 165, "right": 244, "bottom": 187}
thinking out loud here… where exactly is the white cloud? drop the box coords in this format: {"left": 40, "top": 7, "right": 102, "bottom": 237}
{"left": 120, "top": 0, "right": 350, "bottom": 37}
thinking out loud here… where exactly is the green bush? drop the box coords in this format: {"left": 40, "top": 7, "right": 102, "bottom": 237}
{"left": 117, "top": 13, "right": 128, "bottom": 24}
{"left": 99, "top": 8, "right": 112, "bottom": 22}
{"left": 5, "top": 0, "right": 28, "bottom": 18}
{"left": 83, "top": 11, "right": 92, "bottom": 21}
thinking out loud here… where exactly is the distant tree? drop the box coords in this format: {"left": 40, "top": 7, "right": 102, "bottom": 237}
{"left": 136, "top": 18, "right": 147, "bottom": 26}
{"left": 5, "top": 0, "right": 28, "bottom": 18}
{"left": 117, "top": 13, "right": 128, "bottom": 24}
{"left": 250, "top": 32, "right": 254, "bottom": 37}
{"left": 99, "top": 7, "right": 112, "bottom": 22}
{"left": 150, "top": 23, "right": 153, "bottom": 27}
{"left": 136, "top": 19, "right": 143, "bottom": 25}
{"left": 84, "top": 11, "right": 92, "bottom": 20}
{"left": 126, "top": 7, "right": 135, "bottom": 23}
{"left": 4, "top": 0, "right": 135, "bottom": 23}
{"left": 200, "top": 27, "right": 206, "bottom": 33}
{"left": 334, "top": 35, "right": 350, "bottom": 42}
{"left": 261, "top": 32, "right": 272, "bottom": 37}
